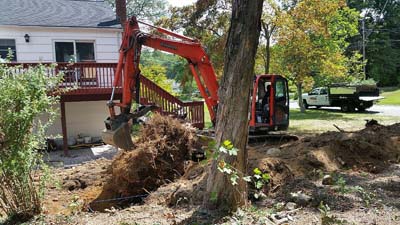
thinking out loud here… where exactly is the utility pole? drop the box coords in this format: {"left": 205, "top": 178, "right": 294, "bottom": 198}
{"left": 362, "top": 17, "right": 366, "bottom": 80}
{"left": 362, "top": 0, "right": 366, "bottom": 80}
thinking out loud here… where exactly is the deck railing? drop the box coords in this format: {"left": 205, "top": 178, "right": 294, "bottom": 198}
{"left": 4, "top": 62, "right": 204, "bottom": 129}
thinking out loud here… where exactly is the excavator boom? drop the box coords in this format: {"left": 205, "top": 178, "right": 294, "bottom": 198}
{"left": 102, "top": 17, "right": 220, "bottom": 150}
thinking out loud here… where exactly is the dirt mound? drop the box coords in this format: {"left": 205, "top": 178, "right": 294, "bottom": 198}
{"left": 296, "top": 123, "right": 400, "bottom": 174}
{"left": 247, "top": 123, "right": 400, "bottom": 197}
{"left": 146, "top": 161, "right": 208, "bottom": 207}
{"left": 90, "top": 114, "right": 199, "bottom": 211}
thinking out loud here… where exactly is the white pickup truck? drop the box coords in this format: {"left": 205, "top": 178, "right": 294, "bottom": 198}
{"left": 302, "top": 84, "right": 384, "bottom": 112}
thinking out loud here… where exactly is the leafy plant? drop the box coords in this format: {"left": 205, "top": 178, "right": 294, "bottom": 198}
{"left": 351, "top": 186, "right": 375, "bottom": 207}
{"left": 318, "top": 201, "right": 348, "bottom": 225}
{"left": 215, "top": 140, "right": 271, "bottom": 199}
{"left": 335, "top": 176, "right": 349, "bottom": 194}
{"left": 0, "top": 63, "right": 63, "bottom": 221}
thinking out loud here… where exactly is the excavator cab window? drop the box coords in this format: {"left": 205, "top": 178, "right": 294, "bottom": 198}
{"left": 255, "top": 78, "right": 272, "bottom": 124}
{"left": 273, "top": 78, "right": 289, "bottom": 128}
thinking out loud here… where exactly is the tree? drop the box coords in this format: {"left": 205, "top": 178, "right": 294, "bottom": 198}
{"left": 107, "top": 0, "right": 168, "bottom": 22}
{"left": 347, "top": 0, "right": 400, "bottom": 86}
{"left": 156, "top": 0, "right": 231, "bottom": 77}
{"left": 275, "top": 0, "right": 358, "bottom": 112}
{"left": 259, "top": 0, "right": 281, "bottom": 74}
{"left": 203, "top": 0, "right": 263, "bottom": 211}
{"left": 140, "top": 63, "right": 174, "bottom": 94}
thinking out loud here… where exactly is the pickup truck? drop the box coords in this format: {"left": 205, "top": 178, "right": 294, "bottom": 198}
{"left": 302, "top": 84, "right": 384, "bottom": 112}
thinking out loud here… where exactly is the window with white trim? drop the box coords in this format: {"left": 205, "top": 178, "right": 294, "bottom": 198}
{"left": 55, "top": 41, "right": 95, "bottom": 62}
{"left": 0, "top": 39, "right": 17, "bottom": 61}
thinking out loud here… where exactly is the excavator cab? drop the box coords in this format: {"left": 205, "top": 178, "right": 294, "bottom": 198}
{"left": 249, "top": 75, "right": 289, "bottom": 133}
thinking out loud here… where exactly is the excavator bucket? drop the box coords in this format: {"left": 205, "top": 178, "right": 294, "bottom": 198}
{"left": 102, "top": 121, "right": 134, "bottom": 150}
{"left": 102, "top": 105, "right": 158, "bottom": 150}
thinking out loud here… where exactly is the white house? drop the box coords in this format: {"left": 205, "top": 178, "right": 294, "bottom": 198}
{"left": 0, "top": 0, "right": 123, "bottom": 153}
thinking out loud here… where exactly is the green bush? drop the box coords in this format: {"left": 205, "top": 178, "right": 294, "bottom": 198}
{"left": 0, "top": 63, "right": 62, "bottom": 222}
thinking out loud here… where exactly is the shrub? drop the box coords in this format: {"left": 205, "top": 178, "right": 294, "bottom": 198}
{"left": 0, "top": 63, "right": 62, "bottom": 222}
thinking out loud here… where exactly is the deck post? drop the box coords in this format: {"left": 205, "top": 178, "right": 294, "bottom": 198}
{"left": 60, "top": 101, "right": 69, "bottom": 156}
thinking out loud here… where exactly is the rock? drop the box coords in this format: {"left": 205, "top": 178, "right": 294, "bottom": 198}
{"left": 286, "top": 202, "right": 297, "bottom": 210}
{"left": 290, "top": 192, "right": 312, "bottom": 206}
{"left": 267, "top": 148, "right": 281, "bottom": 155}
{"left": 322, "top": 175, "right": 334, "bottom": 185}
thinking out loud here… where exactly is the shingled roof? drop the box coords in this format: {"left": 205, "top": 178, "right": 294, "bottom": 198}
{"left": 0, "top": 0, "right": 120, "bottom": 28}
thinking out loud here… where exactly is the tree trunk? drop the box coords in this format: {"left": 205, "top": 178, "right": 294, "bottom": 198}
{"left": 265, "top": 36, "right": 271, "bottom": 74}
{"left": 203, "top": 0, "right": 263, "bottom": 212}
{"left": 297, "top": 82, "right": 305, "bottom": 113}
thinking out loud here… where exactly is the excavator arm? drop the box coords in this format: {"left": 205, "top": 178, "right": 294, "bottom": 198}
{"left": 102, "top": 17, "right": 219, "bottom": 150}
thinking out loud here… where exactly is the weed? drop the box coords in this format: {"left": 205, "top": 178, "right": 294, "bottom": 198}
{"left": 351, "top": 186, "right": 375, "bottom": 207}
{"left": 334, "top": 176, "right": 350, "bottom": 194}
{"left": 68, "top": 195, "right": 83, "bottom": 214}
{"left": 318, "top": 201, "right": 348, "bottom": 225}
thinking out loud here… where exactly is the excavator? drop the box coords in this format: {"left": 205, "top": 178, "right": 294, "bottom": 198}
{"left": 102, "top": 17, "right": 290, "bottom": 150}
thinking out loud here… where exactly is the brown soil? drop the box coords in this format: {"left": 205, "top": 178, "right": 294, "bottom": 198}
{"left": 42, "top": 158, "right": 111, "bottom": 215}
{"left": 89, "top": 114, "right": 199, "bottom": 211}
{"left": 143, "top": 122, "right": 400, "bottom": 207}
{"left": 35, "top": 121, "right": 400, "bottom": 224}
{"left": 250, "top": 123, "right": 400, "bottom": 189}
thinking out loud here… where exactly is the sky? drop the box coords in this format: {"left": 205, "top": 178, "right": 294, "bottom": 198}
{"left": 167, "top": 0, "right": 196, "bottom": 7}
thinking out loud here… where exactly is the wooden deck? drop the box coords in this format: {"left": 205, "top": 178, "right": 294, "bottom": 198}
{"left": 6, "top": 62, "right": 205, "bottom": 153}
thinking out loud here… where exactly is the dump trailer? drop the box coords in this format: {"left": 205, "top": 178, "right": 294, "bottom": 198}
{"left": 302, "top": 84, "right": 384, "bottom": 112}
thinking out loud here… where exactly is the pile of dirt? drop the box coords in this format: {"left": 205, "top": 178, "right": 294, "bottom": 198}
{"left": 90, "top": 114, "right": 199, "bottom": 211}
{"left": 248, "top": 123, "right": 400, "bottom": 196}
{"left": 293, "top": 123, "right": 400, "bottom": 174}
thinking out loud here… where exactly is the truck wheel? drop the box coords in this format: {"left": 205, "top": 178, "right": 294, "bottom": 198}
{"left": 341, "top": 103, "right": 354, "bottom": 112}
{"left": 303, "top": 100, "right": 309, "bottom": 109}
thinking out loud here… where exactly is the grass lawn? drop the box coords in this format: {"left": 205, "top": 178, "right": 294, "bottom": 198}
{"left": 378, "top": 88, "right": 400, "bottom": 106}
{"left": 202, "top": 102, "right": 400, "bottom": 134}
{"left": 289, "top": 108, "right": 400, "bottom": 133}
{"left": 204, "top": 106, "right": 213, "bottom": 128}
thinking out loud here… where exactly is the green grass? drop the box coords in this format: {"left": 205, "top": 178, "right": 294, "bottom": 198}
{"left": 203, "top": 106, "right": 400, "bottom": 133}
{"left": 204, "top": 106, "right": 212, "bottom": 128}
{"left": 289, "top": 108, "right": 400, "bottom": 133}
{"left": 378, "top": 88, "right": 400, "bottom": 106}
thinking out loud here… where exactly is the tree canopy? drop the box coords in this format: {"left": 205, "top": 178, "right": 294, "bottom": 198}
{"left": 348, "top": 0, "right": 400, "bottom": 86}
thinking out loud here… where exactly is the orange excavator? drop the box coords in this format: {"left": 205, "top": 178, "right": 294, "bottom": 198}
{"left": 102, "top": 17, "right": 290, "bottom": 150}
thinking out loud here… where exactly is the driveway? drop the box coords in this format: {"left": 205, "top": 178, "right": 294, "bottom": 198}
{"left": 290, "top": 101, "right": 400, "bottom": 117}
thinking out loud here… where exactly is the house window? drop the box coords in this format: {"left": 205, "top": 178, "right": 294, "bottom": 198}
{"left": 55, "top": 41, "right": 95, "bottom": 62}
{"left": 0, "top": 39, "right": 17, "bottom": 61}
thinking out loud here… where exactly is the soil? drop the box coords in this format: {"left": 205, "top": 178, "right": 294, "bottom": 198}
{"left": 24, "top": 121, "right": 400, "bottom": 224}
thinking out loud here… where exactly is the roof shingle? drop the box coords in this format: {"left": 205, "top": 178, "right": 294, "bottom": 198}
{"left": 0, "top": 0, "right": 120, "bottom": 28}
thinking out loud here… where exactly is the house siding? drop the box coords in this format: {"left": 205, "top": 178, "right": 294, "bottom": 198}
{"left": 0, "top": 25, "right": 122, "bottom": 146}
{"left": 0, "top": 26, "right": 121, "bottom": 62}
{"left": 45, "top": 101, "right": 110, "bottom": 141}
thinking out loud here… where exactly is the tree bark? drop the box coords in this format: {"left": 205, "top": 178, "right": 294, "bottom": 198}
{"left": 297, "top": 82, "right": 305, "bottom": 113}
{"left": 265, "top": 35, "right": 271, "bottom": 74}
{"left": 203, "top": 0, "right": 263, "bottom": 212}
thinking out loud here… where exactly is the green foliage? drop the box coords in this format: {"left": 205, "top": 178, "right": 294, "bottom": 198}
{"left": 215, "top": 140, "right": 271, "bottom": 199}
{"left": 140, "top": 63, "right": 174, "bottom": 94}
{"left": 348, "top": 0, "right": 400, "bottom": 86}
{"left": 352, "top": 186, "right": 375, "bottom": 207}
{"left": 335, "top": 176, "right": 349, "bottom": 194}
{"left": 156, "top": 0, "right": 231, "bottom": 77}
{"left": 0, "top": 63, "right": 62, "bottom": 220}
{"left": 318, "top": 201, "right": 348, "bottom": 225}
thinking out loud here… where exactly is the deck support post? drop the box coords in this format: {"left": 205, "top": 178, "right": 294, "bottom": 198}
{"left": 61, "top": 101, "right": 69, "bottom": 156}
